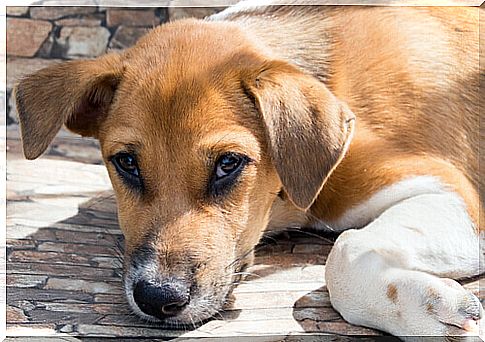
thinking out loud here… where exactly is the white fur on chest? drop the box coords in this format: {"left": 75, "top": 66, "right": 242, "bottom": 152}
{"left": 268, "top": 175, "right": 450, "bottom": 233}
{"left": 313, "top": 176, "right": 448, "bottom": 232}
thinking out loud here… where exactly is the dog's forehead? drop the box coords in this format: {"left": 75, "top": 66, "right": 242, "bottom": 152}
{"left": 101, "top": 70, "right": 259, "bottom": 161}
{"left": 106, "top": 69, "right": 236, "bottom": 140}
{"left": 99, "top": 20, "right": 264, "bottom": 159}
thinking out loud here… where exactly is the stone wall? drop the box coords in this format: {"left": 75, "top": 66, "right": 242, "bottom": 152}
{"left": 6, "top": 6, "right": 225, "bottom": 125}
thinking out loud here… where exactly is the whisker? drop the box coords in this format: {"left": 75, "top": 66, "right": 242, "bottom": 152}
{"left": 284, "top": 226, "right": 336, "bottom": 243}
{"left": 230, "top": 271, "right": 260, "bottom": 277}
{"left": 302, "top": 211, "right": 337, "bottom": 232}
{"left": 224, "top": 246, "right": 255, "bottom": 270}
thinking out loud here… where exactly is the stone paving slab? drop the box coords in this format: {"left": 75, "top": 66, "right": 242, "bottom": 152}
{"left": 6, "top": 127, "right": 484, "bottom": 338}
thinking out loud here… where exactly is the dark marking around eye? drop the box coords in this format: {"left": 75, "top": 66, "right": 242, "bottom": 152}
{"left": 110, "top": 152, "right": 144, "bottom": 192}
{"left": 207, "top": 153, "right": 250, "bottom": 199}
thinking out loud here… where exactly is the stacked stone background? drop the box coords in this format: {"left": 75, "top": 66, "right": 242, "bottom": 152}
{"left": 6, "top": 6, "right": 225, "bottom": 125}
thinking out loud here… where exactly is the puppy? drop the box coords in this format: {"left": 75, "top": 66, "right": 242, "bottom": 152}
{"left": 14, "top": 1, "right": 484, "bottom": 338}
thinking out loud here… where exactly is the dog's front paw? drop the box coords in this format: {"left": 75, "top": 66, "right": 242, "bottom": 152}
{"left": 423, "top": 278, "right": 483, "bottom": 337}
{"left": 336, "top": 270, "right": 485, "bottom": 339}
{"left": 391, "top": 275, "right": 484, "bottom": 340}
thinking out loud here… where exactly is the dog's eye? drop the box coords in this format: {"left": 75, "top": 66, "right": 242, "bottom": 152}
{"left": 113, "top": 153, "right": 139, "bottom": 176}
{"left": 111, "top": 153, "right": 143, "bottom": 191}
{"left": 215, "top": 153, "right": 244, "bottom": 179}
{"left": 111, "top": 152, "right": 143, "bottom": 190}
{"left": 209, "top": 153, "right": 249, "bottom": 198}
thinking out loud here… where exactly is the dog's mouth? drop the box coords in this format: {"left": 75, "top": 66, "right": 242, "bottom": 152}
{"left": 122, "top": 258, "right": 251, "bottom": 327}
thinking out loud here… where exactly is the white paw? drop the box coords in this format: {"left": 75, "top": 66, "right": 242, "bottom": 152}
{"left": 396, "top": 276, "right": 483, "bottom": 339}
{"left": 427, "top": 279, "right": 483, "bottom": 337}
{"left": 336, "top": 271, "right": 485, "bottom": 338}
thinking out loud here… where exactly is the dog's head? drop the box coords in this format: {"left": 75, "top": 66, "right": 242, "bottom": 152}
{"left": 15, "top": 19, "right": 354, "bottom": 325}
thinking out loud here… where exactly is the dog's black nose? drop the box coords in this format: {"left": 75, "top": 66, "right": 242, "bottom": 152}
{"left": 133, "top": 280, "right": 190, "bottom": 319}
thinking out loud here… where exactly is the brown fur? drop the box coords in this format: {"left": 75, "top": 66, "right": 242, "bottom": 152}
{"left": 13, "top": 5, "right": 483, "bottom": 324}
{"left": 387, "top": 284, "right": 398, "bottom": 304}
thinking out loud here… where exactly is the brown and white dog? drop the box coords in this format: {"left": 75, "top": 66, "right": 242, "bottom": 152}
{"left": 14, "top": 1, "right": 484, "bottom": 338}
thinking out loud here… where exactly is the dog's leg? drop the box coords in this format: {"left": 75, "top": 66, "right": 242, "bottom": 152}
{"left": 326, "top": 190, "right": 484, "bottom": 338}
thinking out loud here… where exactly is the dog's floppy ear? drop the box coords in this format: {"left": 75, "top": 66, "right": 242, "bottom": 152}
{"left": 14, "top": 53, "right": 124, "bottom": 160}
{"left": 243, "top": 60, "right": 355, "bottom": 210}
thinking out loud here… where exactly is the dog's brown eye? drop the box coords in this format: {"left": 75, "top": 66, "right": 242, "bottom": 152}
{"left": 208, "top": 153, "right": 250, "bottom": 198}
{"left": 112, "top": 153, "right": 140, "bottom": 177}
{"left": 216, "top": 153, "right": 243, "bottom": 179}
{"left": 111, "top": 152, "right": 143, "bottom": 191}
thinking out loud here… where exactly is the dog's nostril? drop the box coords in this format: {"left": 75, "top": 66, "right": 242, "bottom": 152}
{"left": 161, "top": 302, "right": 187, "bottom": 315}
{"left": 133, "top": 280, "right": 189, "bottom": 320}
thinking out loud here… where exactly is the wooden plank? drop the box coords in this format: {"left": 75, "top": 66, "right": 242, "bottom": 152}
{"left": 7, "top": 324, "right": 62, "bottom": 337}
{"left": 7, "top": 222, "right": 122, "bottom": 236}
{"left": 44, "top": 278, "right": 124, "bottom": 295}
{"left": 7, "top": 287, "right": 94, "bottom": 303}
{"left": 7, "top": 262, "right": 120, "bottom": 280}
{"left": 8, "top": 250, "right": 94, "bottom": 267}
{"left": 6, "top": 274, "right": 48, "bottom": 288}
{"left": 7, "top": 160, "right": 110, "bottom": 189}
{"left": 181, "top": 318, "right": 379, "bottom": 337}
{"left": 231, "top": 290, "right": 329, "bottom": 311}
{"left": 37, "top": 241, "right": 121, "bottom": 257}
{"left": 35, "top": 302, "right": 131, "bottom": 315}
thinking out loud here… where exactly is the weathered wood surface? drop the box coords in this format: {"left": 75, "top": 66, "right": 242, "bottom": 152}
{"left": 6, "top": 125, "right": 484, "bottom": 339}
